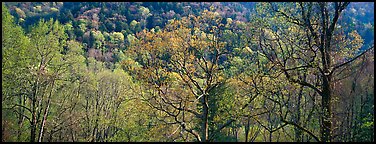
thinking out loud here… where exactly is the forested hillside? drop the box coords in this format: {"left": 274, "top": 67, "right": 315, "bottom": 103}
{"left": 2, "top": 2, "right": 374, "bottom": 142}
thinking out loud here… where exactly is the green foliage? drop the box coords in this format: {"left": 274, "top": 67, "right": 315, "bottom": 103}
{"left": 50, "top": 7, "right": 58, "bottom": 12}
{"left": 2, "top": 3, "right": 30, "bottom": 75}
{"left": 2, "top": 4, "right": 32, "bottom": 141}
{"left": 112, "top": 32, "right": 124, "bottom": 42}
{"left": 1, "top": 2, "right": 374, "bottom": 142}
{"left": 15, "top": 7, "right": 26, "bottom": 18}
{"left": 28, "top": 18, "right": 67, "bottom": 72}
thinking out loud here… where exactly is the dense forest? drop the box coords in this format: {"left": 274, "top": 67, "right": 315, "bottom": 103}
{"left": 2, "top": 2, "right": 374, "bottom": 142}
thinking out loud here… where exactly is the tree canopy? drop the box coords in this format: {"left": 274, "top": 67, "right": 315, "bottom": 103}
{"left": 2, "top": 2, "right": 374, "bottom": 142}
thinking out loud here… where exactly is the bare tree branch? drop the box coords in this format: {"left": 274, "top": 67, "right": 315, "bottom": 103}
{"left": 280, "top": 119, "right": 320, "bottom": 142}
{"left": 330, "top": 45, "right": 374, "bottom": 75}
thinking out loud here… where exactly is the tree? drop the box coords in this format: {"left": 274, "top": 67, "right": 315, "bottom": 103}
{"left": 26, "top": 18, "right": 67, "bottom": 142}
{"left": 332, "top": 49, "right": 374, "bottom": 142}
{"left": 126, "top": 9, "right": 264, "bottom": 142}
{"left": 254, "top": 2, "right": 373, "bottom": 142}
{"left": 111, "top": 32, "right": 124, "bottom": 49}
{"left": 128, "top": 10, "right": 217, "bottom": 142}
{"left": 44, "top": 40, "right": 86, "bottom": 142}
{"left": 138, "top": 6, "right": 151, "bottom": 29}
{"left": 2, "top": 3, "right": 31, "bottom": 142}
{"left": 1, "top": 2, "right": 373, "bottom": 142}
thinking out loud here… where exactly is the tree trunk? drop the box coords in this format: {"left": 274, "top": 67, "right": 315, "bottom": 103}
{"left": 31, "top": 103, "right": 37, "bottom": 142}
{"left": 2, "top": 121, "right": 6, "bottom": 142}
{"left": 38, "top": 101, "right": 50, "bottom": 142}
{"left": 235, "top": 127, "right": 238, "bottom": 142}
{"left": 201, "top": 94, "right": 209, "bottom": 142}
{"left": 93, "top": 92, "right": 100, "bottom": 142}
{"left": 17, "top": 94, "right": 26, "bottom": 141}
{"left": 321, "top": 74, "right": 332, "bottom": 142}
{"left": 71, "top": 129, "right": 75, "bottom": 142}
{"left": 294, "top": 85, "right": 303, "bottom": 142}
{"left": 269, "top": 130, "right": 272, "bottom": 142}
{"left": 38, "top": 80, "right": 54, "bottom": 142}
{"left": 319, "top": 2, "right": 349, "bottom": 141}
{"left": 245, "top": 117, "right": 250, "bottom": 142}
{"left": 48, "top": 129, "right": 53, "bottom": 142}
{"left": 30, "top": 80, "right": 39, "bottom": 142}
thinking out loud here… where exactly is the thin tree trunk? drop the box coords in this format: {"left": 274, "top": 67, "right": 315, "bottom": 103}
{"left": 38, "top": 80, "right": 55, "bottom": 142}
{"left": 71, "top": 129, "right": 75, "bottom": 142}
{"left": 201, "top": 94, "right": 209, "bottom": 142}
{"left": 38, "top": 101, "right": 50, "bottom": 142}
{"left": 269, "top": 130, "right": 272, "bottom": 142}
{"left": 93, "top": 90, "right": 100, "bottom": 142}
{"left": 348, "top": 80, "right": 356, "bottom": 141}
{"left": 235, "top": 127, "right": 238, "bottom": 142}
{"left": 48, "top": 129, "right": 53, "bottom": 142}
{"left": 2, "top": 120, "right": 6, "bottom": 142}
{"left": 17, "top": 94, "right": 25, "bottom": 141}
{"left": 30, "top": 79, "right": 39, "bottom": 142}
{"left": 294, "top": 85, "right": 304, "bottom": 142}
{"left": 245, "top": 117, "right": 250, "bottom": 142}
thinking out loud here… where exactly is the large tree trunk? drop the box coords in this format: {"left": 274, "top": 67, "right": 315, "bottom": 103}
{"left": 319, "top": 2, "right": 332, "bottom": 141}
{"left": 321, "top": 75, "right": 332, "bottom": 142}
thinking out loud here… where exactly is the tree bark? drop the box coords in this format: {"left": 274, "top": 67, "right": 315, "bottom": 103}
{"left": 245, "top": 117, "right": 250, "bottom": 142}
{"left": 38, "top": 80, "right": 55, "bottom": 142}
{"left": 17, "top": 94, "right": 26, "bottom": 141}
{"left": 321, "top": 74, "right": 332, "bottom": 142}
{"left": 294, "top": 85, "right": 304, "bottom": 142}
{"left": 30, "top": 80, "right": 39, "bottom": 142}
{"left": 38, "top": 100, "right": 50, "bottom": 142}
{"left": 201, "top": 94, "right": 209, "bottom": 142}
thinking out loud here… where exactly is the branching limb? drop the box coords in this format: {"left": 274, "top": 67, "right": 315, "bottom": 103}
{"left": 330, "top": 45, "right": 374, "bottom": 75}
